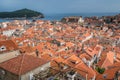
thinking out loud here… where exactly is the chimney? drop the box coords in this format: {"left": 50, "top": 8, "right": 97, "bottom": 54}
{"left": 35, "top": 49, "right": 39, "bottom": 57}
{"left": 32, "top": 43, "right": 35, "bottom": 47}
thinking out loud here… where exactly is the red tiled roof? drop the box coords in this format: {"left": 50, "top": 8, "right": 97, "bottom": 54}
{"left": 0, "top": 54, "right": 48, "bottom": 75}
{"left": 85, "top": 45, "right": 102, "bottom": 57}
{"left": 0, "top": 40, "right": 18, "bottom": 53}
{"left": 80, "top": 53, "right": 91, "bottom": 60}
{"left": 96, "top": 64, "right": 119, "bottom": 80}
{"left": 64, "top": 54, "right": 82, "bottom": 68}
{"left": 75, "top": 62, "right": 96, "bottom": 80}
{"left": 19, "top": 46, "right": 34, "bottom": 53}
{"left": 101, "top": 51, "right": 114, "bottom": 69}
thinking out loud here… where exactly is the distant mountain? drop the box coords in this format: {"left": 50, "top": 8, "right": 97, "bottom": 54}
{"left": 0, "top": 8, "right": 44, "bottom": 19}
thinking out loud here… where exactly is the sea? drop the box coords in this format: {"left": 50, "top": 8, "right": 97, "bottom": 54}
{"left": 0, "top": 12, "right": 119, "bottom": 22}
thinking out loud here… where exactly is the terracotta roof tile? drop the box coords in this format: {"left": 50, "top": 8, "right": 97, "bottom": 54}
{"left": 0, "top": 54, "right": 48, "bottom": 75}
{"left": 101, "top": 51, "right": 114, "bottom": 69}
{"left": 96, "top": 66, "right": 119, "bottom": 80}
{"left": 0, "top": 40, "right": 18, "bottom": 53}
{"left": 64, "top": 54, "right": 82, "bottom": 67}
{"left": 75, "top": 62, "right": 96, "bottom": 80}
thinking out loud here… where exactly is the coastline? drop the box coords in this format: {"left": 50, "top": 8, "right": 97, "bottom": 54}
{"left": 0, "top": 12, "right": 119, "bottom": 22}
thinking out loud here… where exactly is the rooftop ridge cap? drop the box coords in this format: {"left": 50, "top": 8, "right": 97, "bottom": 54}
{"left": 18, "top": 54, "right": 26, "bottom": 75}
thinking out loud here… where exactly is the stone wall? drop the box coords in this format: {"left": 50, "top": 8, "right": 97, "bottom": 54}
{"left": 0, "top": 50, "right": 20, "bottom": 63}
{"left": 0, "top": 68, "right": 19, "bottom": 80}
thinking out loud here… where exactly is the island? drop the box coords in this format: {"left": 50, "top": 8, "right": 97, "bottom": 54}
{"left": 0, "top": 8, "right": 44, "bottom": 19}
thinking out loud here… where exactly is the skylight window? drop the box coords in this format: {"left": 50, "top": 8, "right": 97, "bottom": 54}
{"left": 0, "top": 46, "right": 6, "bottom": 51}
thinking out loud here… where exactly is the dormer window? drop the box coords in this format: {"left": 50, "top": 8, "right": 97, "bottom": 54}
{"left": 49, "top": 53, "right": 53, "bottom": 57}
{"left": 63, "top": 65, "right": 68, "bottom": 69}
{"left": 0, "top": 46, "right": 6, "bottom": 51}
{"left": 70, "top": 60, "right": 78, "bottom": 64}
{"left": 18, "top": 42, "right": 23, "bottom": 46}
{"left": 70, "top": 61, "right": 76, "bottom": 64}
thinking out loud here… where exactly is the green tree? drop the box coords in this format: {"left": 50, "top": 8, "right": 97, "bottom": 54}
{"left": 96, "top": 67, "right": 105, "bottom": 74}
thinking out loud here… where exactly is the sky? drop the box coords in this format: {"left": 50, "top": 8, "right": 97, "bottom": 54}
{"left": 0, "top": 0, "right": 120, "bottom": 14}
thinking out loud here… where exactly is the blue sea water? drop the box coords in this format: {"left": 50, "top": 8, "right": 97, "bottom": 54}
{"left": 42, "top": 13, "right": 119, "bottom": 21}
{"left": 0, "top": 12, "right": 119, "bottom": 22}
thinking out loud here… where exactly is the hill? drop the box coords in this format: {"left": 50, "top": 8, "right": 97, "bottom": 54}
{"left": 0, "top": 8, "right": 44, "bottom": 19}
